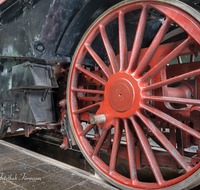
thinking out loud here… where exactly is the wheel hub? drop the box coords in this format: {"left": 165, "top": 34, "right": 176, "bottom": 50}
{"left": 104, "top": 72, "right": 140, "bottom": 117}
{"left": 109, "top": 78, "right": 134, "bottom": 112}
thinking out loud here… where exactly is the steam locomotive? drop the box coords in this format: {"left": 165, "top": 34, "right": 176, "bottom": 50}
{"left": 0, "top": 0, "right": 200, "bottom": 189}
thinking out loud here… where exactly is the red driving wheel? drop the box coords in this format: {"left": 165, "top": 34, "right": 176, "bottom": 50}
{"left": 67, "top": 0, "right": 200, "bottom": 189}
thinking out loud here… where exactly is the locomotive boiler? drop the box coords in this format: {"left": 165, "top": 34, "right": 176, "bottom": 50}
{"left": 0, "top": 0, "right": 200, "bottom": 189}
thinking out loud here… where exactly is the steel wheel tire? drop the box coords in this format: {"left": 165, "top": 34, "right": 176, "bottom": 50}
{"left": 67, "top": 0, "right": 200, "bottom": 189}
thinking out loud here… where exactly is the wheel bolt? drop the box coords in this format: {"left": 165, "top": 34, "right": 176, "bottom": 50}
{"left": 190, "top": 106, "right": 200, "bottom": 118}
{"left": 176, "top": 113, "right": 182, "bottom": 119}
{"left": 90, "top": 114, "right": 106, "bottom": 124}
{"left": 155, "top": 121, "right": 161, "bottom": 127}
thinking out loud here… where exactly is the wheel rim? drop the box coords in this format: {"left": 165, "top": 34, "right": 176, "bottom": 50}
{"left": 67, "top": 1, "right": 200, "bottom": 189}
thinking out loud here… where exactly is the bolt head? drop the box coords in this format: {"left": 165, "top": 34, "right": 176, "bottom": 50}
{"left": 60, "top": 129, "right": 64, "bottom": 133}
{"left": 36, "top": 44, "right": 45, "bottom": 52}
{"left": 176, "top": 113, "right": 182, "bottom": 119}
{"left": 155, "top": 121, "right": 161, "bottom": 127}
{"left": 191, "top": 110, "right": 200, "bottom": 118}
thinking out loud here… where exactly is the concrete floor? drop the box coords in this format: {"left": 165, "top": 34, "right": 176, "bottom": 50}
{"left": 1, "top": 138, "right": 200, "bottom": 190}
{"left": 0, "top": 141, "right": 117, "bottom": 190}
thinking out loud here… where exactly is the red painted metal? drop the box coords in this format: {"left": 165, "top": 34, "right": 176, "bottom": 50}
{"left": 11, "top": 122, "right": 37, "bottom": 137}
{"left": 68, "top": 1, "right": 200, "bottom": 189}
{"left": 60, "top": 134, "right": 69, "bottom": 150}
{"left": 25, "top": 125, "right": 36, "bottom": 137}
{"left": 11, "top": 122, "right": 24, "bottom": 134}
{"left": 0, "top": 0, "right": 5, "bottom": 5}
{"left": 59, "top": 99, "right": 70, "bottom": 149}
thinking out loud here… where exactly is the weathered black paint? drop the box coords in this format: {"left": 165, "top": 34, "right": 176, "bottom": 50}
{"left": 0, "top": 0, "right": 199, "bottom": 126}
{"left": 0, "top": 59, "right": 57, "bottom": 124}
{"left": 0, "top": 0, "right": 199, "bottom": 61}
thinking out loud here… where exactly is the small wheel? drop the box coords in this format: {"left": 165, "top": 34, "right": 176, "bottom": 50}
{"left": 0, "top": 120, "right": 9, "bottom": 139}
{"left": 67, "top": 0, "right": 200, "bottom": 189}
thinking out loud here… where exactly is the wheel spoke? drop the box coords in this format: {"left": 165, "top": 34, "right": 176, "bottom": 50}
{"left": 127, "top": 6, "right": 149, "bottom": 72}
{"left": 124, "top": 119, "right": 137, "bottom": 182}
{"left": 143, "top": 67, "right": 200, "bottom": 91}
{"left": 80, "top": 124, "right": 96, "bottom": 136}
{"left": 107, "top": 129, "right": 112, "bottom": 154}
{"left": 143, "top": 95, "right": 200, "bottom": 106}
{"left": 141, "top": 103, "right": 200, "bottom": 140}
{"left": 93, "top": 129, "right": 108, "bottom": 156}
{"left": 130, "top": 117, "right": 164, "bottom": 185}
{"left": 119, "top": 11, "right": 128, "bottom": 71}
{"left": 109, "top": 119, "right": 122, "bottom": 172}
{"left": 78, "top": 96, "right": 103, "bottom": 102}
{"left": 76, "top": 65, "right": 107, "bottom": 85}
{"left": 134, "top": 17, "right": 172, "bottom": 78}
{"left": 141, "top": 37, "right": 191, "bottom": 82}
{"left": 99, "top": 25, "right": 119, "bottom": 73}
{"left": 73, "top": 102, "right": 100, "bottom": 114}
{"left": 72, "top": 88, "right": 104, "bottom": 94}
{"left": 85, "top": 44, "right": 112, "bottom": 78}
{"left": 136, "top": 110, "right": 192, "bottom": 172}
